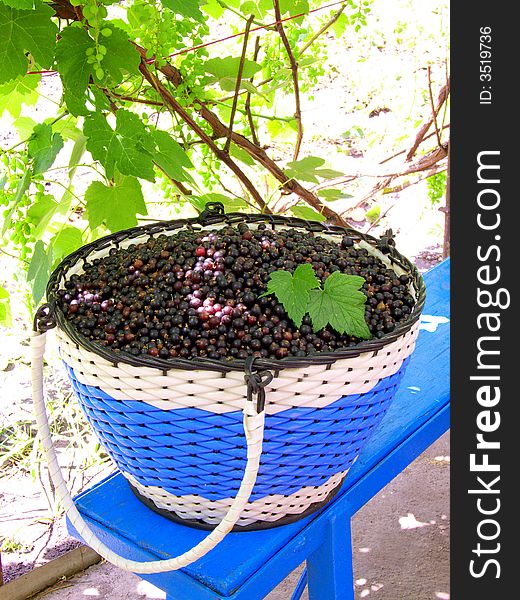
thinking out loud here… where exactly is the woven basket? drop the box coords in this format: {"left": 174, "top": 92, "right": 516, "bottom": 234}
{"left": 44, "top": 210, "right": 425, "bottom": 530}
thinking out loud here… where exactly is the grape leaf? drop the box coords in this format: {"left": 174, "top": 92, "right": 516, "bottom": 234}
{"left": 279, "top": 0, "right": 309, "bottom": 17}
{"left": 55, "top": 25, "right": 139, "bottom": 116}
{"left": 263, "top": 264, "right": 320, "bottom": 327}
{"left": 0, "top": 74, "right": 39, "bottom": 117}
{"left": 308, "top": 272, "right": 371, "bottom": 338}
{"left": 162, "top": 0, "right": 205, "bottom": 21}
{"left": 84, "top": 110, "right": 155, "bottom": 181}
{"left": 199, "top": 193, "right": 248, "bottom": 212}
{"left": 290, "top": 205, "right": 326, "bottom": 222}
{"left": 201, "top": 0, "right": 224, "bottom": 18}
{"left": 51, "top": 226, "right": 83, "bottom": 263}
{"left": 28, "top": 123, "right": 64, "bottom": 174}
{"left": 0, "top": 4, "right": 58, "bottom": 84}
{"left": 85, "top": 176, "right": 147, "bottom": 232}
{"left": 0, "top": 285, "right": 12, "bottom": 327}
{"left": 26, "top": 193, "right": 58, "bottom": 238}
{"left": 149, "top": 129, "right": 194, "bottom": 183}
{"left": 27, "top": 240, "right": 53, "bottom": 303}
{"left": 99, "top": 24, "right": 141, "bottom": 83}
{"left": 1, "top": 169, "right": 31, "bottom": 236}
{"left": 55, "top": 25, "right": 95, "bottom": 116}
{"left": 0, "top": 0, "right": 36, "bottom": 8}
{"left": 317, "top": 188, "right": 353, "bottom": 201}
{"left": 204, "top": 56, "right": 261, "bottom": 80}
{"left": 285, "top": 156, "right": 344, "bottom": 184}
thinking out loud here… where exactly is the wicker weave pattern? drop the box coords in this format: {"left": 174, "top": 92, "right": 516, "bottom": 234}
{"left": 64, "top": 350, "right": 410, "bottom": 526}
{"left": 124, "top": 469, "right": 348, "bottom": 526}
{"left": 57, "top": 324, "right": 418, "bottom": 414}
{"left": 66, "top": 363, "right": 406, "bottom": 500}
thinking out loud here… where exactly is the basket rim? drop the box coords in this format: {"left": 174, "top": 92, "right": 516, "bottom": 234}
{"left": 45, "top": 211, "right": 426, "bottom": 373}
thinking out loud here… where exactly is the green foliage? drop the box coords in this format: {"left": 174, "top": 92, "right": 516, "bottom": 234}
{"left": 290, "top": 205, "right": 326, "bottom": 222}
{"left": 0, "top": 0, "right": 373, "bottom": 308}
{"left": 285, "top": 156, "right": 344, "bottom": 184}
{"left": 85, "top": 176, "right": 147, "bottom": 232}
{"left": 27, "top": 123, "right": 64, "bottom": 174}
{"left": 365, "top": 204, "right": 380, "bottom": 223}
{"left": 0, "top": 75, "right": 39, "bottom": 117}
{"left": 262, "top": 263, "right": 320, "bottom": 327}
{"left": 264, "top": 265, "right": 371, "bottom": 338}
{"left": 162, "top": 0, "right": 205, "bottom": 22}
{"left": 27, "top": 239, "right": 52, "bottom": 303}
{"left": 84, "top": 110, "right": 156, "bottom": 181}
{"left": 0, "top": 285, "right": 12, "bottom": 326}
{"left": 0, "top": 3, "right": 57, "bottom": 84}
{"left": 308, "top": 272, "right": 371, "bottom": 338}
{"left": 426, "top": 171, "right": 447, "bottom": 205}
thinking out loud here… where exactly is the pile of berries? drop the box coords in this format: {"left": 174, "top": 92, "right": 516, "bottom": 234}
{"left": 56, "top": 223, "right": 415, "bottom": 361}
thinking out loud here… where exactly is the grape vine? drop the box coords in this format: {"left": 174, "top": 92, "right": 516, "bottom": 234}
{"left": 0, "top": 0, "right": 376, "bottom": 312}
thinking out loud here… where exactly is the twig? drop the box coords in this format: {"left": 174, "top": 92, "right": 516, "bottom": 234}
{"left": 380, "top": 124, "right": 450, "bottom": 164}
{"left": 0, "top": 247, "right": 30, "bottom": 264}
{"left": 381, "top": 164, "right": 446, "bottom": 195}
{"left": 224, "top": 15, "right": 254, "bottom": 154}
{"left": 273, "top": 0, "right": 303, "bottom": 160}
{"left": 365, "top": 201, "right": 397, "bottom": 234}
{"left": 406, "top": 76, "right": 450, "bottom": 161}
{"left": 134, "top": 45, "right": 346, "bottom": 225}
{"left": 427, "top": 66, "right": 442, "bottom": 149}
{"left": 245, "top": 36, "right": 261, "bottom": 146}
{"left": 138, "top": 58, "right": 272, "bottom": 214}
{"left": 299, "top": 3, "right": 347, "bottom": 55}
{"left": 111, "top": 93, "right": 164, "bottom": 107}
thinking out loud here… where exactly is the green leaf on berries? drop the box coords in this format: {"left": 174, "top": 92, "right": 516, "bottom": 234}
{"left": 309, "top": 272, "right": 370, "bottom": 338}
{"left": 263, "top": 263, "right": 320, "bottom": 327}
{"left": 0, "top": 4, "right": 58, "bottom": 84}
{"left": 27, "top": 240, "right": 53, "bottom": 304}
{"left": 28, "top": 123, "right": 64, "bottom": 174}
{"left": 84, "top": 110, "right": 156, "bottom": 181}
{"left": 85, "top": 176, "right": 147, "bottom": 232}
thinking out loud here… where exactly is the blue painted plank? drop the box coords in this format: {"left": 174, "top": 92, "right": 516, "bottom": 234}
{"left": 69, "top": 259, "right": 450, "bottom": 598}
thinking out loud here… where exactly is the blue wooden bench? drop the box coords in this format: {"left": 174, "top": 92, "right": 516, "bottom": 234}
{"left": 68, "top": 258, "right": 450, "bottom": 600}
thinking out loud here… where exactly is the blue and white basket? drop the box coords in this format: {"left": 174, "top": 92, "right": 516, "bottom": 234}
{"left": 41, "top": 212, "right": 426, "bottom": 532}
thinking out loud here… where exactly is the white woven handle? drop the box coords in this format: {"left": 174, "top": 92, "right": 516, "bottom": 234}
{"left": 31, "top": 330, "right": 265, "bottom": 574}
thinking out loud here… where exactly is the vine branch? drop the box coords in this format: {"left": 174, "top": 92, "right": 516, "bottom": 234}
{"left": 299, "top": 3, "right": 347, "bottom": 55}
{"left": 427, "top": 66, "right": 442, "bottom": 149}
{"left": 273, "top": 0, "right": 303, "bottom": 160}
{"left": 224, "top": 14, "right": 254, "bottom": 154}
{"left": 406, "top": 76, "right": 450, "bottom": 161}
{"left": 137, "top": 57, "right": 272, "bottom": 214}
{"left": 245, "top": 36, "right": 261, "bottom": 146}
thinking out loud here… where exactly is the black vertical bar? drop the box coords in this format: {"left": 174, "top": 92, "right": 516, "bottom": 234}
{"left": 451, "top": 3, "right": 515, "bottom": 598}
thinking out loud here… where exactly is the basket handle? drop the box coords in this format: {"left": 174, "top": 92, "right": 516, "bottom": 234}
{"left": 31, "top": 330, "right": 266, "bottom": 574}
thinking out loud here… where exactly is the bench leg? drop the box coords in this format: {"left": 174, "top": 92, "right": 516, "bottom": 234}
{"left": 306, "top": 515, "right": 354, "bottom": 600}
